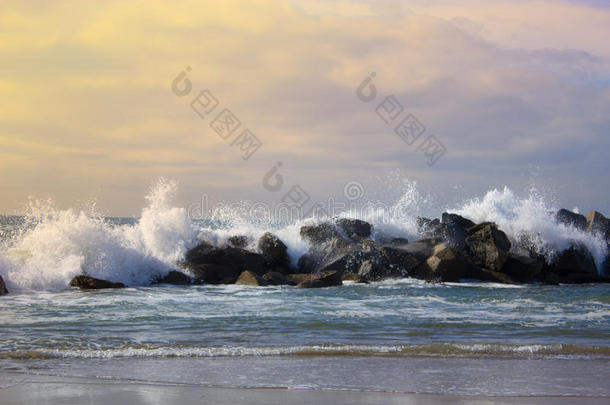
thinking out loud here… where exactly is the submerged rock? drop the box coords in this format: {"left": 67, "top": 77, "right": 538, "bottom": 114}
{"left": 0, "top": 275, "right": 8, "bottom": 295}
{"left": 257, "top": 232, "right": 289, "bottom": 270}
{"left": 335, "top": 218, "right": 372, "bottom": 240}
{"left": 297, "top": 270, "right": 342, "bottom": 288}
{"left": 69, "top": 275, "right": 125, "bottom": 289}
{"left": 465, "top": 223, "right": 511, "bottom": 271}
{"left": 556, "top": 209, "right": 587, "bottom": 231}
{"left": 262, "top": 272, "right": 296, "bottom": 286}
{"left": 236, "top": 270, "right": 269, "bottom": 286}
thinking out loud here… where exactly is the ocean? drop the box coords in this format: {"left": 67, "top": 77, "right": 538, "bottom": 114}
{"left": 0, "top": 180, "right": 608, "bottom": 396}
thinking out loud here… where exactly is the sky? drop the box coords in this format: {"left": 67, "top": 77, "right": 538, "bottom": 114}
{"left": 0, "top": 0, "right": 609, "bottom": 216}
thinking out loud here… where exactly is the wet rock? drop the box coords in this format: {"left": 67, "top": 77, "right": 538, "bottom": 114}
{"left": 585, "top": 211, "right": 609, "bottom": 236}
{"left": 0, "top": 275, "right": 8, "bottom": 295}
{"left": 187, "top": 263, "right": 236, "bottom": 284}
{"left": 69, "top": 275, "right": 125, "bottom": 289}
{"left": 465, "top": 267, "right": 518, "bottom": 284}
{"left": 183, "top": 243, "right": 266, "bottom": 280}
{"left": 287, "top": 273, "right": 313, "bottom": 284}
{"left": 257, "top": 232, "right": 289, "bottom": 269}
{"left": 262, "top": 272, "right": 296, "bottom": 286}
{"left": 465, "top": 223, "right": 511, "bottom": 271}
{"left": 501, "top": 254, "right": 543, "bottom": 283}
{"left": 335, "top": 218, "right": 372, "bottom": 240}
{"left": 397, "top": 238, "right": 440, "bottom": 262}
{"left": 379, "top": 246, "right": 421, "bottom": 277}
{"left": 298, "top": 236, "right": 352, "bottom": 273}
{"left": 555, "top": 209, "right": 587, "bottom": 231}
{"left": 153, "top": 270, "right": 192, "bottom": 285}
{"left": 550, "top": 244, "right": 597, "bottom": 276}
{"left": 441, "top": 213, "right": 475, "bottom": 249}
{"left": 442, "top": 213, "right": 476, "bottom": 230}
{"left": 341, "top": 273, "right": 368, "bottom": 283}
{"left": 236, "top": 270, "right": 269, "bottom": 286}
{"left": 297, "top": 271, "right": 342, "bottom": 288}
{"left": 416, "top": 217, "right": 442, "bottom": 238}
{"left": 424, "top": 243, "right": 470, "bottom": 282}
{"left": 228, "top": 235, "right": 250, "bottom": 248}
{"left": 300, "top": 223, "right": 340, "bottom": 244}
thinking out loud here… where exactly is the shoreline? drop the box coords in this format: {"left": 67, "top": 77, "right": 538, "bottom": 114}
{"left": 1, "top": 372, "right": 609, "bottom": 405}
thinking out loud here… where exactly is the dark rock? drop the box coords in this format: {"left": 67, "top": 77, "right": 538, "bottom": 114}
{"left": 257, "top": 232, "right": 289, "bottom": 269}
{"left": 188, "top": 263, "right": 236, "bottom": 284}
{"left": 335, "top": 218, "right": 372, "bottom": 239}
{"left": 297, "top": 271, "right": 342, "bottom": 288}
{"left": 183, "top": 243, "right": 266, "bottom": 280}
{"left": 550, "top": 244, "right": 597, "bottom": 276}
{"left": 341, "top": 273, "right": 368, "bottom": 283}
{"left": 0, "top": 275, "right": 8, "bottom": 295}
{"left": 585, "top": 211, "right": 609, "bottom": 236}
{"left": 69, "top": 275, "right": 125, "bottom": 289}
{"left": 228, "top": 235, "right": 250, "bottom": 248}
{"left": 262, "top": 272, "right": 296, "bottom": 286}
{"left": 298, "top": 236, "right": 352, "bottom": 273}
{"left": 416, "top": 217, "right": 442, "bottom": 238}
{"left": 465, "top": 223, "right": 511, "bottom": 271}
{"left": 300, "top": 223, "right": 340, "bottom": 244}
{"left": 442, "top": 213, "right": 476, "bottom": 230}
{"left": 465, "top": 267, "right": 518, "bottom": 284}
{"left": 501, "top": 254, "right": 543, "bottom": 282}
{"left": 153, "top": 270, "right": 192, "bottom": 285}
{"left": 236, "top": 270, "right": 269, "bottom": 286}
{"left": 423, "top": 243, "right": 470, "bottom": 282}
{"left": 380, "top": 246, "right": 421, "bottom": 277}
{"left": 287, "top": 273, "right": 313, "bottom": 284}
{"left": 389, "top": 237, "right": 409, "bottom": 245}
{"left": 556, "top": 209, "right": 587, "bottom": 231}
{"left": 357, "top": 260, "right": 386, "bottom": 281}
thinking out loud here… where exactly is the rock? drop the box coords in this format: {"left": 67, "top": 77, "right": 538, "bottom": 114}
{"left": 501, "top": 254, "right": 543, "bottom": 282}
{"left": 287, "top": 273, "right": 313, "bottom": 284}
{"left": 379, "top": 246, "right": 421, "bottom": 277}
{"left": 153, "top": 270, "right": 192, "bottom": 285}
{"left": 357, "top": 260, "right": 385, "bottom": 281}
{"left": 183, "top": 243, "right": 266, "bottom": 280}
{"left": 297, "top": 271, "right": 342, "bottom": 288}
{"left": 228, "top": 235, "right": 250, "bottom": 248}
{"left": 441, "top": 213, "right": 475, "bottom": 249}
{"left": 585, "top": 211, "right": 609, "bottom": 236}
{"left": 297, "top": 236, "right": 352, "bottom": 273}
{"left": 465, "top": 223, "right": 511, "bottom": 271}
{"left": 416, "top": 217, "right": 442, "bottom": 238}
{"left": 262, "top": 272, "right": 296, "bottom": 286}
{"left": 394, "top": 238, "right": 439, "bottom": 261}
{"left": 300, "top": 223, "right": 340, "bottom": 244}
{"left": 424, "top": 243, "right": 470, "bottom": 282}
{"left": 555, "top": 209, "right": 587, "bottom": 231}
{"left": 69, "top": 275, "right": 125, "bottom": 289}
{"left": 188, "top": 263, "right": 237, "bottom": 284}
{"left": 341, "top": 273, "right": 368, "bottom": 283}
{"left": 550, "top": 244, "right": 597, "bottom": 276}
{"left": 236, "top": 270, "right": 269, "bottom": 286}
{"left": 335, "top": 218, "right": 372, "bottom": 239}
{"left": 0, "top": 275, "right": 8, "bottom": 295}
{"left": 465, "top": 267, "right": 518, "bottom": 284}
{"left": 257, "top": 232, "right": 289, "bottom": 269}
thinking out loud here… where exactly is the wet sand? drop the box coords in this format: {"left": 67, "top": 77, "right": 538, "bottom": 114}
{"left": 1, "top": 372, "right": 608, "bottom": 405}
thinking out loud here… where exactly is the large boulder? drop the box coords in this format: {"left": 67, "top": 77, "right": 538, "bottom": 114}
{"left": 335, "top": 218, "right": 372, "bottom": 240}
{"left": 153, "top": 270, "right": 192, "bottom": 285}
{"left": 236, "top": 270, "right": 269, "bottom": 286}
{"left": 442, "top": 213, "right": 476, "bottom": 230}
{"left": 441, "top": 213, "right": 475, "bottom": 249}
{"left": 550, "top": 244, "right": 597, "bottom": 276}
{"left": 300, "top": 223, "right": 340, "bottom": 244}
{"left": 465, "top": 267, "right": 517, "bottom": 284}
{"left": 585, "top": 211, "right": 609, "bottom": 237}
{"left": 0, "top": 275, "right": 8, "bottom": 295}
{"left": 297, "top": 271, "right": 342, "bottom": 288}
{"left": 69, "top": 275, "right": 125, "bottom": 289}
{"left": 423, "top": 243, "right": 470, "bottom": 282}
{"left": 465, "top": 223, "right": 511, "bottom": 271}
{"left": 257, "top": 232, "right": 289, "bottom": 269}
{"left": 501, "top": 254, "right": 543, "bottom": 282}
{"left": 416, "top": 217, "right": 442, "bottom": 238}
{"left": 297, "top": 236, "right": 352, "bottom": 273}
{"left": 556, "top": 209, "right": 587, "bottom": 231}
{"left": 183, "top": 242, "right": 266, "bottom": 283}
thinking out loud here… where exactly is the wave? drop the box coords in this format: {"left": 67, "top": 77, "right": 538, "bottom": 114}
{"left": 0, "top": 177, "right": 607, "bottom": 291}
{"left": 2, "top": 343, "right": 609, "bottom": 360}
